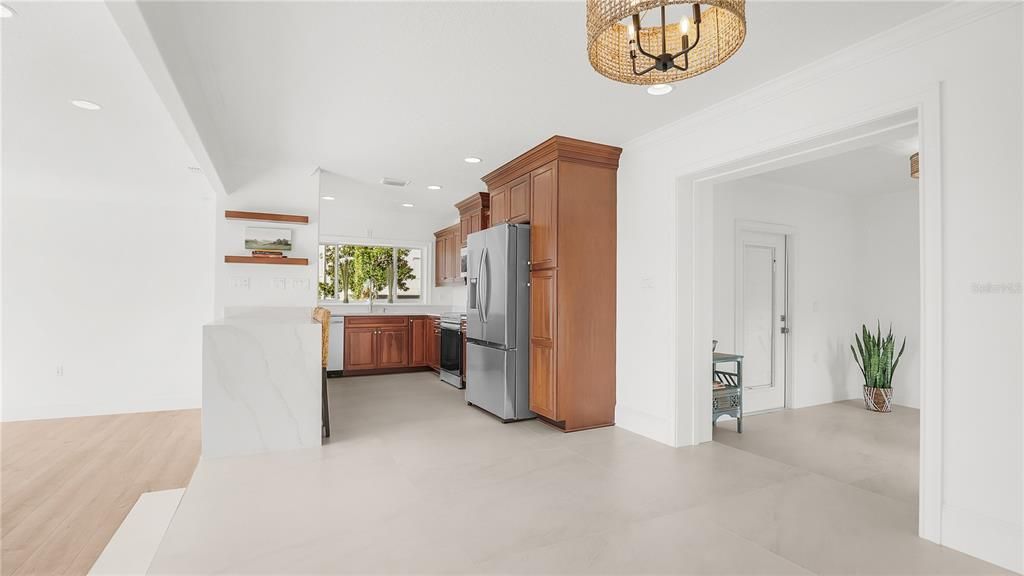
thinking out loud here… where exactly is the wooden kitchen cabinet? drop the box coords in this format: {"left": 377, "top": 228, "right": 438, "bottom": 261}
{"left": 427, "top": 317, "right": 441, "bottom": 371}
{"left": 529, "top": 161, "right": 557, "bottom": 269}
{"left": 343, "top": 316, "right": 424, "bottom": 374}
{"left": 433, "top": 225, "right": 461, "bottom": 286}
{"left": 409, "top": 316, "right": 427, "bottom": 367}
{"left": 456, "top": 192, "right": 489, "bottom": 247}
{"left": 344, "top": 326, "right": 378, "bottom": 371}
{"left": 481, "top": 136, "right": 621, "bottom": 432}
{"left": 377, "top": 326, "right": 409, "bottom": 369}
{"left": 489, "top": 183, "right": 509, "bottom": 226}
{"left": 508, "top": 173, "right": 531, "bottom": 224}
{"left": 434, "top": 235, "right": 446, "bottom": 286}
{"left": 529, "top": 269, "right": 557, "bottom": 420}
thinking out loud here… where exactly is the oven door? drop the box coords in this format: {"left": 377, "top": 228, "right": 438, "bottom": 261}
{"left": 440, "top": 324, "right": 462, "bottom": 375}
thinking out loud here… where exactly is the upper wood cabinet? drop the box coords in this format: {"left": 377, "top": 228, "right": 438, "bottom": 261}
{"left": 489, "top": 183, "right": 509, "bottom": 226}
{"left": 508, "top": 174, "right": 531, "bottom": 224}
{"left": 455, "top": 193, "right": 490, "bottom": 247}
{"left": 480, "top": 136, "right": 622, "bottom": 432}
{"left": 433, "top": 224, "right": 461, "bottom": 286}
{"left": 529, "top": 161, "right": 557, "bottom": 270}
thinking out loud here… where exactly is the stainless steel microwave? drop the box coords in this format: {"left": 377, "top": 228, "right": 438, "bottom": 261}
{"left": 460, "top": 246, "right": 468, "bottom": 278}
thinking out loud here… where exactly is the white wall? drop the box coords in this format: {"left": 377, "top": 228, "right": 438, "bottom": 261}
{"left": 317, "top": 171, "right": 467, "bottom": 308}
{"left": 215, "top": 165, "right": 319, "bottom": 316}
{"left": 712, "top": 178, "right": 920, "bottom": 410}
{"left": 1, "top": 2, "right": 215, "bottom": 420}
{"left": 616, "top": 4, "right": 1021, "bottom": 571}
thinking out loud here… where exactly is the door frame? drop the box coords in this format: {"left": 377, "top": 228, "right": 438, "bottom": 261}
{"left": 676, "top": 86, "right": 941, "bottom": 543}
{"left": 733, "top": 222, "right": 795, "bottom": 412}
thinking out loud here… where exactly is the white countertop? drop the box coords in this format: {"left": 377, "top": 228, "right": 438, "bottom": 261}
{"left": 322, "top": 304, "right": 464, "bottom": 317}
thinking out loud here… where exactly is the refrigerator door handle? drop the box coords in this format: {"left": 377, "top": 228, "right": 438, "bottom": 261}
{"left": 480, "top": 246, "right": 489, "bottom": 324}
{"left": 477, "top": 247, "right": 486, "bottom": 324}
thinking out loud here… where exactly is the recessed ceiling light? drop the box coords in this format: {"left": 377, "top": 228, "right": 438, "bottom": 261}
{"left": 464, "top": 157, "right": 482, "bottom": 164}
{"left": 646, "top": 84, "right": 673, "bottom": 96}
{"left": 70, "top": 99, "right": 102, "bottom": 111}
{"left": 321, "top": 195, "right": 335, "bottom": 200}
{"left": 1, "top": 4, "right": 15, "bottom": 18}
{"left": 401, "top": 203, "right": 415, "bottom": 208}
{"left": 426, "top": 185, "right": 442, "bottom": 190}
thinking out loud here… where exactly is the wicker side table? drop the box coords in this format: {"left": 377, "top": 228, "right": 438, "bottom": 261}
{"left": 712, "top": 352, "right": 743, "bottom": 433}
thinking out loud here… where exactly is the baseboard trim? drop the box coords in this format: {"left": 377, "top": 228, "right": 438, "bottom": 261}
{"left": 2, "top": 396, "right": 201, "bottom": 422}
{"left": 614, "top": 404, "right": 674, "bottom": 446}
{"left": 941, "top": 504, "right": 1023, "bottom": 574}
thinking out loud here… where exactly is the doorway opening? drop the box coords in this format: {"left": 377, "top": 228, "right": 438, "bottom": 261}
{"left": 710, "top": 125, "right": 922, "bottom": 501}
{"left": 679, "top": 97, "right": 942, "bottom": 541}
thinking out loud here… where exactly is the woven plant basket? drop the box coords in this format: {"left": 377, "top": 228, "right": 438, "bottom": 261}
{"left": 863, "top": 386, "right": 893, "bottom": 413}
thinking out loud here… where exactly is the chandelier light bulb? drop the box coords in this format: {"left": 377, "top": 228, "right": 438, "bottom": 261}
{"left": 680, "top": 16, "right": 690, "bottom": 36}
{"left": 627, "top": 23, "right": 636, "bottom": 40}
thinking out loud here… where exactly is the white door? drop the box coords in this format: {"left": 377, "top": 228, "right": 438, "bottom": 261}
{"left": 736, "top": 230, "right": 788, "bottom": 413}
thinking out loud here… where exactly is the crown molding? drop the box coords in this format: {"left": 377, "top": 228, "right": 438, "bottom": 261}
{"left": 482, "top": 135, "right": 623, "bottom": 190}
{"left": 454, "top": 192, "right": 490, "bottom": 213}
{"left": 627, "top": 2, "right": 1016, "bottom": 151}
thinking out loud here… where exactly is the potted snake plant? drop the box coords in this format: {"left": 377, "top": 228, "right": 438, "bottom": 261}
{"left": 851, "top": 323, "right": 906, "bottom": 412}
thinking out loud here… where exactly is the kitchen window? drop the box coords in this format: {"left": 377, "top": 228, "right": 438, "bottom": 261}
{"left": 318, "top": 243, "right": 422, "bottom": 303}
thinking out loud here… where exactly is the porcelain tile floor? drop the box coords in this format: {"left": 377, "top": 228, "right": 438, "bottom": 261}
{"left": 148, "top": 373, "right": 1008, "bottom": 574}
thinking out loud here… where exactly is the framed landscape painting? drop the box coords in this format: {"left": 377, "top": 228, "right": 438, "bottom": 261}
{"left": 245, "top": 227, "right": 293, "bottom": 251}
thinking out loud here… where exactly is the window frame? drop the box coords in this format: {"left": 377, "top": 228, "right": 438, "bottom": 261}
{"left": 318, "top": 235, "right": 430, "bottom": 305}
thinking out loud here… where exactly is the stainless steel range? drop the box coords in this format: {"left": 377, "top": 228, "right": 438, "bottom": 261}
{"left": 439, "top": 312, "right": 465, "bottom": 388}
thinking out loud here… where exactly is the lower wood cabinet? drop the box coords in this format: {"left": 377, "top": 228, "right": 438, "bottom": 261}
{"left": 377, "top": 326, "right": 409, "bottom": 369}
{"left": 529, "top": 269, "right": 557, "bottom": 420}
{"left": 427, "top": 317, "right": 441, "bottom": 371}
{"left": 343, "top": 326, "right": 378, "bottom": 371}
{"left": 343, "top": 316, "right": 434, "bottom": 374}
{"left": 410, "top": 317, "right": 427, "bottom": 367}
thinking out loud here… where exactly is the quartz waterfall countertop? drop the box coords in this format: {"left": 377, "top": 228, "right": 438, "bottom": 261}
{"left": 202, "top": 307, "right": 322, "bottom": 458}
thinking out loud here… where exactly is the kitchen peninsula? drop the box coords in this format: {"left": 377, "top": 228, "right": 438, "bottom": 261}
{"left": 202, "top": 307, "right": 322, "bottom": 458}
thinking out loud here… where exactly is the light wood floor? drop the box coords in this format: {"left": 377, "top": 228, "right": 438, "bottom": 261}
{"left": 1, "top": 409, "right": 200, "bottom": 576}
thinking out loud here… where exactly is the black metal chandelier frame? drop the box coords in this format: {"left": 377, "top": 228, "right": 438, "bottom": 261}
{"left": 629, "top": 3, "right": 703, "bottom": 76}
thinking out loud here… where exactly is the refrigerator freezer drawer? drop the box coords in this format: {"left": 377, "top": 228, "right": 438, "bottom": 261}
{"left": 466, "top": 342, "right": 515, "bottom": 421}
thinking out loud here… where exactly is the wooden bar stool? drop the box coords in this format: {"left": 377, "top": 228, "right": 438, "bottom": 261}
{"left": 312, "top": 306, "right": 331, "bottom": 438}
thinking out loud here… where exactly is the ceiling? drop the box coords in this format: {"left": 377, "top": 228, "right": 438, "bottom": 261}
{"left": 127, "top": 1, "right": 945, "bottom": 214}
{"left": 1, "top": 1, "right": 207, "bottom": 204}
{"left": 751, "top": 132, "right": 920, "bottom": 196}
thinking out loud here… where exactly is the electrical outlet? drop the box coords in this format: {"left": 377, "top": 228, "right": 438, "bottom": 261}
{"left": 56, "top": 365, "right": 64, "bottom": 376}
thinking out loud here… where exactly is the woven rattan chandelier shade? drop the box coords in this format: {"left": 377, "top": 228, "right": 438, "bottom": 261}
{"left": 587, "top": 0, "right": 746, "bottom": 85}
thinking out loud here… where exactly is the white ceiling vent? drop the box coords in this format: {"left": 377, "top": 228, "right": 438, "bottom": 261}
{"left": 380, "top": 177, "right": 410, "bottom": 187}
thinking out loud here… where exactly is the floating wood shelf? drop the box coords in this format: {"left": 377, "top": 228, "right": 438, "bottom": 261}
{"left": 224, "top": 255, "right": 309, "bottom": 266}
{"left": 225, "top": 210, "right": 309, "bottom": 224}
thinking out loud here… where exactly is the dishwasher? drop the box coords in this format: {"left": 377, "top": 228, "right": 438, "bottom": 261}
{"left": 327, "top": 315, "right": 344, "bottom": 375}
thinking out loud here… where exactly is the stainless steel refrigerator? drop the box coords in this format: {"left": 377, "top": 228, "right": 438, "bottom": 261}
{"left": 465, "top": 223, "right": 533, "bottom": 422}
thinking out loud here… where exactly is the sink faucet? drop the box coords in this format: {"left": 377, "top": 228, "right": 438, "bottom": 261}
{"left": 365, "top": 279, "right": 374, "bottom": 314}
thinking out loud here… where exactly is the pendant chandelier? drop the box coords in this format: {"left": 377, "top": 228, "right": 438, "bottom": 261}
{"left": 587, "top": 0, "right": 747, "bottom": 85}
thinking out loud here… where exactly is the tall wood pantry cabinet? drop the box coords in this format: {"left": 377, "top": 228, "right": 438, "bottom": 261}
{"left": 481, "top": 136, "right": 622, "bottom": 432}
